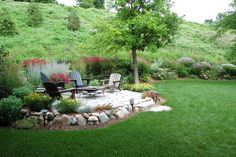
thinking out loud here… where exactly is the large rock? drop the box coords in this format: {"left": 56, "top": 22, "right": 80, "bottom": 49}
{"left": 120, "top": 107, "right": 130, "bottom": 115}
{"left": 88, "top": 116, "right": 98, "bottom": 122}
{"left": 53, "top": 114, "right": 70, "bottom": 126}
{"left": 30, "top": 111, "right": 41, "bottom": 116}
{"left": 83, "top": 113, "right": 89, "bottom": 119}
{"left": 76, "top": 115, "right": 87, "bottom": 126}
{"left": 70, "top": 116, "right": 77, "bottom": 125}
{"left": 99, "top": 112, "right": 109, "bottom": 123}
{"left": 148, "top": 106, "right": 172, "bottom": 112}
{"left": 115, "top": 110, "right": 125, "bottom": 119}
{"left": 109, "top": 115, "right": 116, "bottom": 120}
{"left": 91, "top": 113, "right": 99, "bottom": 117}
{"left": 125, "top": 104, "right": 133, "bottom": 112}
{"left": 46, "top": 112, "right": 54, "bottom": 122}
{"left": 52, "top": 109, "right": 60, "bottom": 116}
{"left": 134, "top": 107, "right": 139, "bottom": 112}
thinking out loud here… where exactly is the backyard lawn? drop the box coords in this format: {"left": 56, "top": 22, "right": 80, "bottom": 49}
{"left": 0, "top": 80, "right": 235, "bottom": 157}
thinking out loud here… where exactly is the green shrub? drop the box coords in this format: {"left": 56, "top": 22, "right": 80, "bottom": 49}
{"left": 153, "top": 68, "right": 178, "bottom": 80}
{"left": 27, "top": 3, "right": 43, "bottom": 27}
{"left": 161, "top": 60, "right": 177, "bottom": 70}
{"left": 13, "top": 117, "right": 39, "bottom": 130}
{"left": 67, "top": 12, "right": 80, "bottom": 31}
{"left": 226, "top": 43, "right": 236, "bottom": 64}
{"left": 122, "top": 83, "right": 155, "bottom": 92}
{"left": 93, "top": 0, "right": 105, "bottom": 9}
{"left": 222, "top": 64, "right": 236, "bottom": 77}
{"left": 0, "top": 7, "right": 17, "bottom": 36}
{"left": 12, "top": 86, "right": 32, "bottom": 99}
{"left": 0, "top": 96, "right": 23, "bottom": 126}
{"left": 191, "top": 62, "right": 212, "bottom": 75}
{"left": 79, "top": 0, "right": 94, "bottom": 8}
{"left": 176, "top": 65, "right": 190, "bottom": 78}
{"left": 89, "top": 79, "right": 100, "bottom": 86}
{"left": 0, "top": 55, "right": 25, "bottom": 99}
{"left": 24, "top": 93, "right": 53, "bottom": 112}
{"left": 57, "top": 99, "right": 80, "bottom": 113}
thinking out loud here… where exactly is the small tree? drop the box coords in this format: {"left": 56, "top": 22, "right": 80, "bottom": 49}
{"left": 27, "top": 3, "right": 43, "bottom": 27}
{"left": 89, "top": 0, "right": 180, "bottom": 83}
{"left": 93, "top": 0, "right": 104, "bottom": 9}
{"left": 67, "top": 12, "right": 80, "bottom": 31}
{"left": 0, "top": 8, "right": 18, "bottom": 36}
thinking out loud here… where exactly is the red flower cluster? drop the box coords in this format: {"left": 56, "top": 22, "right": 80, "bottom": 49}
{"left": 81, "top": 56, "right": 108, "bottom": 63}
{"left": 50, "top": 73, "right": 70, "bottom": 84}
{"left": 22, "top": 58, "right": 46, "bottom": 67}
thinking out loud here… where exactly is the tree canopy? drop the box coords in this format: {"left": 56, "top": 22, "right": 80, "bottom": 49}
{"left": 88, "top": 0, "right": 180, "bottom": 83}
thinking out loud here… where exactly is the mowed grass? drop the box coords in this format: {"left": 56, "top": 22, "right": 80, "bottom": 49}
{"left": 0, "top": 80, "right": 236, "bottom": 157}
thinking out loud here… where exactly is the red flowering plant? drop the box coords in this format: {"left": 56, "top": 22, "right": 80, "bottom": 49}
{"left": 81, "top": 56, "right": 108, "bottom": 63}
{"left": 50, "top": 73, "right": 70, "bottom": 84}
{"left": 22, "top": 58, "right": 46, "bottom": 67}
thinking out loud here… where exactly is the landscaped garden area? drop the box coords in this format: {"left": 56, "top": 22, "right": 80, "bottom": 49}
{"left": 0, "top": 81, "right": 235, "bottom": 156}
{"left": 1, "top": 0, "right": 236, "bottom": 156}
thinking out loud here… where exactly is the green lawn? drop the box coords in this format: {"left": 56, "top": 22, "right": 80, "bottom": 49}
{"left": 0, "top": 80, "right": 236, "bottom": 157}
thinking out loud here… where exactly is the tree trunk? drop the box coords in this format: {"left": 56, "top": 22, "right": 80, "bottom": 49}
{"left": 131, "top": 49, "right": 140, "bottom": 84}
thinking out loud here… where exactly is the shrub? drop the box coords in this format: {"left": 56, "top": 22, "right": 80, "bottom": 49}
{"left": 93, "top": 0, "right": 105, "bottom": 9}
{"left": 226, "top": 43, "right": 236, "bottom": 64}
{"left": 79, "top": 0, "right": 94, "bottom": 8}
{"left": 67, "top": 12, "right": 80, "bottom": 31}
{"left": 151, "top": 59, "right": 163, "bottom": 73}
{"left": 176, "top": 65, "right": 190, "bottom": 78}
{"left": 57, "top": 99, "right": 80, "bottom": 113}
{"left": 177, "top": 57, "right": 195, "bottom": 67}
{"left": 161, "top": 60, "right": 177, "bottom": 70}
{"left": 27, "top": 3, "right": 43, "bottom": 27}
{"left": 13, "top": 117, "right": 39, "bottom": 130}
{"left": 222, "top": 64, "right": 236, "bottom": 76}
{"left": 0, "top": 7, "right": 17, "bottom": 36}
{"left": 122, "top": 83, "right": 155, "bottom": 92}
{"left": 95, "top": 105, "right": 112, "bottom": 111}
{"left": 0, "top": 55, "right": 25, "bottom": 99}
{"left": 191, "top": 61, "right": 212, "bottom": 75}
{"left": 89, "top": 79, "right": 100, "bottom": 86}
{"left": 24, "top": 93, "right": 53, "bottom": 112}
{"left": 153, "top": 68, "right": 178, "bottom": 80}
{"left": 15, "top": 0, "right": 55, "bottom": 3}
{"left": 50, "top": 73, "right": 70, "bottom": 84}
{"left": 12, "top": 86, "right": 32, "bottom": 99}
{"left": 0, "top": 96, "right": 23, "bottom": 126}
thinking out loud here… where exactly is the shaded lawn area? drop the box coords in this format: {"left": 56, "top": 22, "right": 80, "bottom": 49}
{"left": 0, "top": 80, "right": 236, "bottom": 157}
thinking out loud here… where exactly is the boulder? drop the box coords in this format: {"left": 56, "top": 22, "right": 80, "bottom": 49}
{"left": 83, "top": 113, "right": 89, "bottom": 119}
{"left": 120, "top": 107, "right": 130, "bottom": 115}
{"left": 53, "top": 114, "right": 70, "bottom": 126}
{"left": 46, "top": 112, "right": 54, "bottom": 122}
{"left": 21, "top": 108, "right": 30, "bottom": 116}
{"left": 52, "top": 109, "right": 60, "bottom": 116}
{"left": 115, "top": 110, "right": 125, "bottom": 119}
{"left": 30, "top": 111, "right": 41, "bottom": 116}
{"left": 99, "top": 112, "right": 109, "bottom": 123}
{"left": 76, "top": 115, "right": 87, "bottom": 126}
{"left": 91, "top": 113, "right": 99, "bottom": 117}
{"left": 88, "top": 116, "right": 98, "bottom": 122}
{"left": 134, "top": 107, "right": 139, "bottom": 112}
{"left": 70, "top": 116, "right": 77, "bottom": 125}
{"left": 125, "top": 104, "right": 133, "bottom": 112}
{"left": 109, "top": 115, "right": 116, "bottom": 120}
{"left": 104, "top": 110, "right": 112, "bottom": 116}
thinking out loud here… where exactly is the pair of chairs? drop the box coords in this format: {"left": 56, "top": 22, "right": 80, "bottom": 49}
{"left": 40, "top": 71, "right": 121, "bottom": 99}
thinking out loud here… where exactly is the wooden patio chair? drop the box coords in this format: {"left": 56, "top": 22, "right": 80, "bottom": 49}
{"left": 100, "top": 73, "right": 121, "bottom": 92}
{"left": 43, "top": 82, "right": 76, "bottom": 99}
{"left": 69, "top": 71, "right": 90, "bottom": 88}
{"left": 40, "top": 72, "right": 65, "bottom": 88}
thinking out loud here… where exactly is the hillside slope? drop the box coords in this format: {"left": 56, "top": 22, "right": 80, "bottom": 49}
{"left": 0, "top": 1, "right": 233, "bottom": 63}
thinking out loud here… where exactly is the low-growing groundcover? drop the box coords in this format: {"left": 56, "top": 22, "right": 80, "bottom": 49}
{"left": 0, "top": 80, "right": 236, "bottom": 157}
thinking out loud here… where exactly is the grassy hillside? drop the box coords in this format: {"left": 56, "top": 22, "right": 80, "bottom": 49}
{"left": 0, "top": 1, "right": 233, "bottom": 63}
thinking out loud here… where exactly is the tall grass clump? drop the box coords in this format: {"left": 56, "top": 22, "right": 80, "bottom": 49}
{"left": 0, "top": 7, "right": 17, "bottom": 36}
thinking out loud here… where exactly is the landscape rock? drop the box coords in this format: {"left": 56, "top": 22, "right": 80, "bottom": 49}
{"left": 52, "top": 109, "right": 60, "bottom": 116}
{"left": 104, "top": 110, "right": 112, "bottom": 116}
{"left": 83, "top": 113, "right": 89, "bottom": 119}
{"left": 30, "top": 111, "right": 41, "bottom": 116}
{"left": 120, "top": 107, "right": 130, "bottom": 115}
{"left": 53, "top": 114, "right": 70, "bottom": 126}
{"left": 87, "top": 122, "right": 94, "bottom": 125}
{"left": 148, "top": 106, "right": 172, "bottom": 112}
{"left": 70, "top": 116, "right": 77, "bottom": 125}
{"left": 125, "top": 104, "right": 133, "bottom": 112}
{"left": 76, "top": 115, "right": 87, "bottom": 126}
{"left": 21, "top": 108, "right": 30, "bottom": 116}
{"left": 115, "top": 110, "right": 125, "bottom": 119}
{"left": 109, "top": 115, "right": 116, "bottom": 120}
{"left": 99, "top": 112, "right": 109, "bottom": 123}
{"left": 91, "top": 113, "right": 99, "bottom": 117}
{"left": 134, "top": 107, "right": 139, "bottom": 112}
{"left": 88, "top": 116, "right": 99, "bottom": 122}
{"left": 46, "top": 112, "right": 54, "bottom": 122}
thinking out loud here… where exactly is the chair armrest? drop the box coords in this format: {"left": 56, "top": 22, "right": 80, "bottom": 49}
{"left": 82, "top": 78, "right": 90, "bottom": 85}
{"left": 59, "top": 88, "right": 76, "bottom": 93}
{"left": 100, "top": 79, "right": 109, "bottom": 85}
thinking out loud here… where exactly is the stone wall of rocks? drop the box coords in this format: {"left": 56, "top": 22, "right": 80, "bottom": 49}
{"left": 21, "top": 104, "right": 141, "bottom": 128}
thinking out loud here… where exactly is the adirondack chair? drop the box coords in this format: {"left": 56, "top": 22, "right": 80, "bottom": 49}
{"left": 40, "top": 72, "right": 65, "bottom": 88}
{"left": 100, "top": 73, "right": 121, "bottom": 92}
{"left": 43, "top": 82, "right": 76, "bottom": 99}
{"left": 69, "top": 71, "right": 90, "bottom": 88}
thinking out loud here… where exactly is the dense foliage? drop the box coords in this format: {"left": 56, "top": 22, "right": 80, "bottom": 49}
{"left": 0, "top": 96, "right": 23, "bottom": 126}
{"left": 13, "top": 117, "right": 39, "bottom": 130}
{"left": 67, "top": 11, "right": 80, "bottom": 31}
{"left": 27, "top": 3, "right": 43, "bottom": 27}
{"left": 12, "top": 86, "right": 32, "bottom": 100}
{"left": 57, "top": 99, "right": 80, "bottom": 113}
{"left": 0, "top": 7, "right": 17, "bottom": 36}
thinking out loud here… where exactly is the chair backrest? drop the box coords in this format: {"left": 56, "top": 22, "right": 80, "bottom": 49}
{"left": 43, "top": 82, "right": 61, "bottom": 98}
{"left": 108, "top": 73, "right": 121, "bottom": 87}
{"left": 69, "top": 71, "right": 83, "bottom": 87}
{"left": 40, "top": 72, "right": 50, "bottom": 83}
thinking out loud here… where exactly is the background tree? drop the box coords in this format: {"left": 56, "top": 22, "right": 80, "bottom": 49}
{"left": 216, "top": 0, "right": 236, "bottom": 64}
{"left": 14, "top": 0, "right": 55, "bottom": 3}
{"left": 204, "top": 19, "right": 214, "bottom": 24}
{"left": 93, "top": 0, "right": 104, "bottom": 9}
{"left": 87, "top": 0, "right": 180, "bottom": 83}
{"left": 78, "top": 0, "right": 94, "bottom": 8}
{"left": 27, "top": 3, "right": 43, "bottom": 27}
